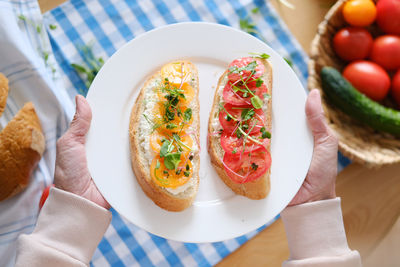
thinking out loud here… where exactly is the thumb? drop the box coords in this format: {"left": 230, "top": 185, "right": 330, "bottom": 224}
{"left": 306, "top": 89, "right": 329, "bottom": 142}
{"left": 66, "top": 95, "right": 92, "bottom": 143}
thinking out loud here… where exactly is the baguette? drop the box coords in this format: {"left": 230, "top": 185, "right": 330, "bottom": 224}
{"left": 129, "top": 61, "right": 200, "bottom": 211}
{"left": 208, "top": 57, "right": 272, "bottom": 199}
{"left": 0, "top": 73, "right": 8, "bottom": 117}
{"left": 0, "top": 102, "right": 45, "bottom": 201}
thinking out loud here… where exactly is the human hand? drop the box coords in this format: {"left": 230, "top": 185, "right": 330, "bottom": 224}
{"left": 289, "top": 89, "right": 338, "bottom": 206}
{"left": 54, "top": 95, "right": 110, "bottom": 209}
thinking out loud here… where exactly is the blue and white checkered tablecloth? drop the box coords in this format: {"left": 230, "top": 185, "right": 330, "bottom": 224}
{"left": 42, "top": 1, "right": 309, "bottom": 266}
{"left": 0, "top": 0, "right": 350, "bottom": 266}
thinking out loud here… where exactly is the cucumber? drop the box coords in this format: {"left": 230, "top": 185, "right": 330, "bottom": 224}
{"left": 320, "top": 67, "right": 400, "bottom": 136}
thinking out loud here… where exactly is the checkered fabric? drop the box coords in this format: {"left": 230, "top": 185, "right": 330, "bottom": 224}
{"left": 0, "top": 0, "right": 350, "bottom": 266}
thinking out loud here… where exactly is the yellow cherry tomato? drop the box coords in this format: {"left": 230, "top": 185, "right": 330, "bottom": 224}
{"left": 343, "top": 0, "right": 376, "bottom": 27}
{"left": 161, "top": 62, "right": 191, "bottom": 86}
{"left": 152, "top": 102, "right": 193, "bottom": 134}
{"left": 150, "top": 156, "right": 193, "bottom": 188}
{"left": 157, "top": 82, "right": 195, "bottom": 106}
{"left": 150, "top": 131, "right": 194, "bottom": 157}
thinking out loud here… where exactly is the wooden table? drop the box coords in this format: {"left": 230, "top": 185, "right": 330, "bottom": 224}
{"left": 38, "top": 0, "right": 400, "bottom": 266}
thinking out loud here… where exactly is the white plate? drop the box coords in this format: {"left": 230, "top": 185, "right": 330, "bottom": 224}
{"left": 86, "top": 22, "right": 313, "bottom": 243}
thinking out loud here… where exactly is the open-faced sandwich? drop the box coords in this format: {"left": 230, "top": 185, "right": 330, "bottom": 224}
{"left": 208, "top": 55, "right": 272, "bottom": 199}
{"left": 129, "top": 61, "right": 200, "bottom": 211}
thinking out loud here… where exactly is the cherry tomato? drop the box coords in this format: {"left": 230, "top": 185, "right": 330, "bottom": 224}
{"left": 376, "top": 0, "right": 400, "bottom": 35}
{"left": 223, "top": 148, "right": 271, "bottom": 184}
{"left": 161, "top": 62, "right": 191, "bottom": 86}
{"left": 343, "top": 61, "right": 391, "bottom": 101}
{"left": 219, "top": 104, "right": 265, "bottom": 135}
{"left": 39, "top": 184, "right": 54, "bottom": 210}
{"left": 333, "top": 27, "right": 373, "bottom": 61}
{"left": 150, "top": 156, "right": 192, "bottom": 188}
{"left": 391, "top": 69, "right": 400, "bottom": 107}
{"left": 223, "top": 82, "right": 267, "bottom": 107}
{"left": 227, "top": 57, "right": 265, "bottom": 86}
{"left": 370, "top": 35, "right": 400, "bottom": 71}
{"left": 220, "top": 131, "right": 270, "bottom": 155}
{"left": 150, "top": 131, "right": 193, "bottom": 157}
{"left": 343, "top": 0, "right": 377, "bottom": 27}
{"left": 152, "top": 103, "right": 193, "bottom": 134}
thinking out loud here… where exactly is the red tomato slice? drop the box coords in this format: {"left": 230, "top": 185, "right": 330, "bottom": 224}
{"left": 223, "top": 148, "right": 271, "bottom": 184}
{"left": 219, "top": 104, "right": 265, "bottom": 135}
{"left": 220, "top": 131, "right": 270, "bottom": 155}
{"left": 227, "top": 57, "right": 265, "bottom": 86}
{"left": 39, "top": 184, "right": 54, "bottom": 210}
{"left": 222, "top": 82, "right": 268, "bottom": 107}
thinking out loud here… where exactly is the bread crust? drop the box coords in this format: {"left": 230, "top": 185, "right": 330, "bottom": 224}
{"left": 0, "top": 102, "right": 45, "bottom": 201}
{"left": 0, "top": 73, "right": 9, "bottom": 118}
{"left": 129, "top": 61, "right": 200, "bottom": 211}
{"left": 208, "top": 59, "right": 272, "bottom": 199}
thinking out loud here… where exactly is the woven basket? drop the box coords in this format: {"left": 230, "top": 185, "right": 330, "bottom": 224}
{"left": 308, "top": 0, "right": 400, "bottom": 167}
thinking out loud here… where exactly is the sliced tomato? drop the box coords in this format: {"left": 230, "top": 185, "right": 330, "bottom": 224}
{"left": 227, "top": 57, "right": 265, "bottom": 86}
{"left": 219, "top": 104, "right": 265, "bottom": 135}
{"left": 223, "top": 81, "right": 268, "bottom": 107}
{"left": 223, "top": 149, "right": 271, "bottom": 184}
{"left": 220, "top": 131, "right": 269, "bottom": 155}
{"left": 150, "top": 156, "right": 192, "bottom": 188}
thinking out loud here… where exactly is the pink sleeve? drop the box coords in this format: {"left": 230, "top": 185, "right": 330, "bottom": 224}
{"left": 281, "top": 198, "right": 362, "bottom": 267}
{"left": 15, "top": 187, "right": 112, "bottom": 267}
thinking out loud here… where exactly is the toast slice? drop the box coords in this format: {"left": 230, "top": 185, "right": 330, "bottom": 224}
{"left": 129, "top": 61, "right": 200, "bottom": 211}
{"left": 208, "top": 58, "right": 272, "bottom": 199}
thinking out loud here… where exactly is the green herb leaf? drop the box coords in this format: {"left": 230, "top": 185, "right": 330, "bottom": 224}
{"left": 241, "top": 108, "right": 255, "bottom": 121}
{"left": 260, "top": 127, "right": 271, "bottom": 139}
{"left": 184, "top": 171, "right": 190, "bottom": 177}
{"left": 251, "top": 163, "right": 258, "bottom": 170}
{"left": 164, "top": 153, "right": 181, "bottom": 170}
{"left": 18, "top": 15, "right": 27, "bottom": 21}
{"left": 36, "top": 25, "right": 41, "bottom": 33}
{"left": 239, "top": 18, "right": 259, "bottom": 35}
{"left": 155, "top": 160, "right": 161, "bottom": 169}
{"left": 251, "top": 95, "right": 263, "bottom": 109}
{"left": 184, "top": 108, "right": 192, "bottom": 122}
{"left": 160, "top": 140, "right": 175, "bottom": 157}
{"left": 263, "top": 93, "right": 271, "bottom": 100}
{"left": 49, "top": 24, "right": 57, "bottom": 30}
{"left": 71, "top": 63, "right": 89, "bottom": 74}
{"left": 250, "top": 52, "right": 270, "bottom": 59}
{"left": 232, "top": 148, "right": 237, "bottom": 154}
{"left": 166, "top": 123, "right": 177, "bottom": 129}
{"left": 255, "top": 78, "right": 263, "bottom": 87}
{"left": 284, "top": 57, "right": 293, "bottom": 67}
{"left": 251, "top": 7, "right": 260, "bottom": 14}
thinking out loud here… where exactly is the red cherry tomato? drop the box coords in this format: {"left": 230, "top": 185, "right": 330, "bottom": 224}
{"left": 39, "top": 184, "right": 54, "bottom": 210}
{"left": 333, "top": 27, "right": 373, "bottom": 61}
{"left": 223, "top": 148, "right": 271, "bottom": 183}
{"left": 227, "top": 57, "right": 265, "bottom": 86}
{"left": 376, "top": 0, "right": 400, "bottom": 35}
{"left": 343, "top": 61, "right": 391, "bottom": 101}
{"left": 391, "top": 69, "right": 400, "bottom": 107}
{"left": 220, "top": 131, "right": 269, "bottom": 155}
{"left": 219, "top": 104, "right": 265, "bottom": 135}
{"left": 370, "top": 35, "right": 400, "bottom": 71}
{"left": 223, "top": 82, "right": 268, "bottom": 107}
